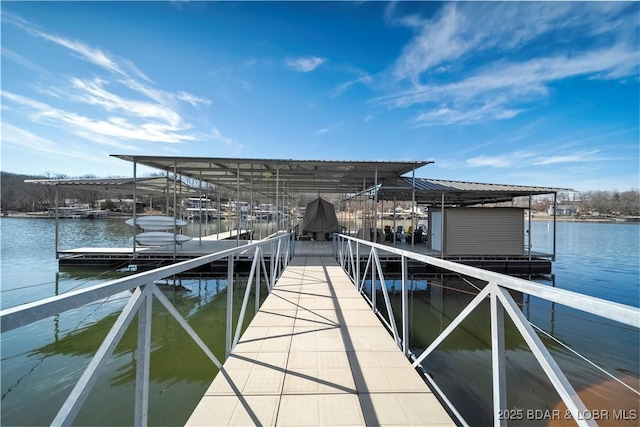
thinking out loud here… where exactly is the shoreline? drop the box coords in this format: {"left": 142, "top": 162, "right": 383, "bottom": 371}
{"left": 3, "top": 212, "right": 639, "bottom": 224}
{"left": 529, "top": 215, "right": 640, "bottom": 223}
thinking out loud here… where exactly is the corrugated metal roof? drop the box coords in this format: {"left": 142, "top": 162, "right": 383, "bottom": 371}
{"left": 409, "top": 178, "right": 570, "bottom": 194}
{"left": 110, "top": 155, "right": 433, "bottom": 195}
{"left": 26, "top": 157, "right": 569, "bottom": 206}
{"left": 25, "top": 176, "right": 200, "bottom": 196}
{"left": 377, "top": 177, "right": 571, "bottom": 206}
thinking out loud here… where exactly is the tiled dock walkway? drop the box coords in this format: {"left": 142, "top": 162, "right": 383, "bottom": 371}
{"left": 186, "top": 256, "right": 455, "bottom": 426}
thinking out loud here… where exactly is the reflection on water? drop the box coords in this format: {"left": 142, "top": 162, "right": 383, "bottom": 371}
{"left": 529, "top": 221, "right": 640, "bottom": 305}
{"left": 363, "top": 275, "right": 639, "bottom": 426}
{"left": 1, "top": 274, "right": 267, "bottom": 426}
{"left": 1, "top": 218, "right": 638, "bottom": 426}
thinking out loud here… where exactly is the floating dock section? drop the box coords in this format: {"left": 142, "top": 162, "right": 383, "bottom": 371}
{"left": 59, "top": 236, "right": 551, "bottom": 276}
{"left": 57, "top": 231, "right": 252, "bottom": 270}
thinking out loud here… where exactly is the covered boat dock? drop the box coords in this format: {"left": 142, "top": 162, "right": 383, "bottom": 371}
{"left": 28, "top": 156, "right": 569, "bottom": 275}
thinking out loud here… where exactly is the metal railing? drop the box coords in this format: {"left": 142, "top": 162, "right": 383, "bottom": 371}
{"left": 333, "top": 234, "right": 639, "bottom": 427}
{"left": 0, "top": 232, "right": 295, "bottom": 427}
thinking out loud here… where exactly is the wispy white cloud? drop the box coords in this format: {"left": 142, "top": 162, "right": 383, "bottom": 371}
{"left": 1, "top": 47, "right": 53, "bottom": 77}
{"left": 312, "top": 121, "right": 343, "bottom": 136}
{"left": 72, "top": 130, "right": 138, "bottom": 151}
{"left": 533, "top": 150, "right": 604, "bottom": 166}
{"left": 379, "top": 2, "right": 639, "bottom": 126}
{"left": 391, "top": 4, "right": 468, "bottom": 84}
{"left": 211, "top": 126, "right": 237, "bottom": 146}
{"left": 330, "top": 74, "right": 373, "bottom": 98}
{"left": 2, "top": 91, "right": 197, "bottom": 144}
{"left": 1, "top": 12, "right": 227, "bottom": 151}
{"left": 2, "top": 122, "right": 112, "bottom": 162}
{"left": 466, "top": 152, "right": 535, "bottom": 168}
{"left": 117, "top": 77, "right": 208, "bottom": 112}
{"left": 2, "top": 10, "right": 127, "bottom": 77}
{"left": 238, "top": 80, "right": 251, "bottom": 91}
{"left": 388, "top": 2, "right": 635, "bottom": 83}
{"left": 2, "top": 122, "right": 58, "bottom": 151}
{"left": 41, "top": 77, "right": 183, "bottom": 127}
{"left": 384, "top": 44, "right": 638, "bottom": 122}
{"left": 286, "top": 56, "right": 325, "bottom": 72}
{"left": 44, "top": 34, "right": 126, "bottom": 76}
{"left": 414, "top": 103, "right": 521, "bottom": 127}
{"left": 176, "top": 91, "right": 211, "bottom": 107}
{"left": 466, "top": 149, "right": 609, "bottom": 168}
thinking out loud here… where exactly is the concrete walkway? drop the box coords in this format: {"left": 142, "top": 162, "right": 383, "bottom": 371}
{"left": 186, "top": 256, "right": 455, "bottom": 426}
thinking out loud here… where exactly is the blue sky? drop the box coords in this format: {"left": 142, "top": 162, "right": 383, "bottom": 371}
{"left": 1, "top": 1, "right": 638, "bottom": 192}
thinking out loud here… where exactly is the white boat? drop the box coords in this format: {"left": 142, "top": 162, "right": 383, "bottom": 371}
{"left": 135, "top": 231, "right": 192, "bottom": 246}
{"left": 126, "top": 216, "right": 187, "bottom": 231}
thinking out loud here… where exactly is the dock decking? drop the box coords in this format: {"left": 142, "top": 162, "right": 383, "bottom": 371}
{"left": 186, "top": 255, "right": 455, "bottom": 426}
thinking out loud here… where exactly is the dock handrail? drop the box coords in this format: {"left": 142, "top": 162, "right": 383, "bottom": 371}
{"left": 332, "top": 233, "right": 639, "bottom": 427}
{"left": 1, "top": 232, "right": 295, "bottom": 427}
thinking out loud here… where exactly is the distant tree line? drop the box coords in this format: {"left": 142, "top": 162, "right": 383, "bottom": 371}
{"left": 1, "top": 171, "right": 638, "bottom": 216}
{"left": 0, "top": 171, "right": 134, "bottom": 212}
{"left": 524, "top": 190, "right": 640, "bottom": 216}
{"left": 568, "top": 190, "right": 639, "bottom": 216}
{"left": 1, "top": 172, "right": 57, "bottom": 212}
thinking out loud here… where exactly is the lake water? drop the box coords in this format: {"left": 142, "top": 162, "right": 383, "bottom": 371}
{"left": 1, "top": 218, "right": 638, "bottom": 425}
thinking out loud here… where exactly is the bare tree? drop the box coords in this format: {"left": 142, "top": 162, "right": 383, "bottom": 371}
{"left": 578, "top": 189, "right": 640, "bottom": 215}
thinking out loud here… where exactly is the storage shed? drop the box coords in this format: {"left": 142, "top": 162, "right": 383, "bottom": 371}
{"left": 429, "top": 207, "right": 525, "bottom": 256}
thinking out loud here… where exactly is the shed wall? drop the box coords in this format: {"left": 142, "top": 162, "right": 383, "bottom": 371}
{"left": 445, "top": 208, "right": 524, "bottom": 256}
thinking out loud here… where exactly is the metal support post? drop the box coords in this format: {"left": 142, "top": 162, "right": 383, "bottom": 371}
{"left": 236, "top": 163, "right": 241, "bottom": 247}
{"left": 173, "top": 162, "right": 178, "bottom": 261}
{"left": 362, "top": 177, "right": 366, "bottom": 232}
{"left": 440, "top": 192, "right": 445, "bottom": 259}
{"left": 373, "top": 167, "right": 378, "bottom": 243}
{"left": 412, "top": 167, "right": 416, "bottom": 248}
{"left": 490, "top": 292, "right": 506, "bottom": 427}
{"left": 393, "top": 195, "right": 397, "bottom": 244}
{"left": 165, "top": 170, "right": 170, "bottom": 215}
{"left": 54, "top": 185, "right": 60, "bottom": 259}
{"left": 270, "top": 240, "right": 275, "bottom": 289}
{"left": 255, "top": 249, "right": 261, "bottom": 313}
{"left": 225, "top": 255, "right": 234, "bottom": 357}
{"left": 355, "top": 242, "right": 360, "bottom": 288}
{"left": 553, "top": 192, "right": 557, "bottom": 261}
{"left": 199, "top": 170, "right": 203, "bottom": 245}
{"left": 401, "top": 255, "right": 409, "bottom": 356}
{"left": 371, "top": 248, "right": 377, "bottom": 313}
{"left": 276, "top": 167, "right": 280, "bottom": 232}
{"left": 528, "top": 195, "right": 532, "bottom": 261}
{"left": 134, "top": 287, "right": 152, "bottom": 427}
{"left": 217, "top": 178, "right": 221, "bottom": 239}
{"left": 132, "top": 161, "right": 137, "bottom": 259}
{"left": 250, "top": 171, "right": 254, "bottom": 242}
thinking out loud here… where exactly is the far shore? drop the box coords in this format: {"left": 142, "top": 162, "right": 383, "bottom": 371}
{"left": 528, "top": 214, "right": 640, "bottom": 223}
{"left": 2, "top": 211, "right": 638, "bottom": 224}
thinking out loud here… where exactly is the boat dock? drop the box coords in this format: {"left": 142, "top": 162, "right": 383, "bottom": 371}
{"left": 57, "top": 230, "right": 253, "bottom": 269}
{"left": 59, "top": 235, "right": 552, "bottom": 276}
{"left": 186, "top": 255, "right": 455, "bottom": 426}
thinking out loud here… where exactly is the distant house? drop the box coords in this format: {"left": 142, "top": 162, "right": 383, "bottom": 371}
{"left": 185, "top": 197, "right": 214, "bottom": 210}
{"left": 117, "top": 199, "right": 146, "bottom": 213}
{"left": 227, "top": 200, "right": 250, "bottom": 214}
{"left": 548, "top": 204, "right": 578, "bottom": 216}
